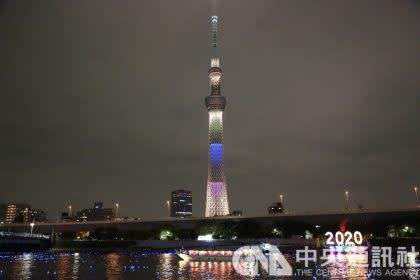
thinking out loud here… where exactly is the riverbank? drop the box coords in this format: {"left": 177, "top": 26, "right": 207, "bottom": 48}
{"left": 52, "top": 238, "right": 315, "bottom": 250}
{"left": 0, "top": 233, "right": 51, "bottom": 251}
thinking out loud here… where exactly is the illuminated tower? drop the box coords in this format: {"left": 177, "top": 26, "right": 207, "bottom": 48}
{"left": 205, "top": 15, "right": 229, "bottom": 217}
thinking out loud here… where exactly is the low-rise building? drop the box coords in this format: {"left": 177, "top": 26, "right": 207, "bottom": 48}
{"left": 268, "top": 202, "right": 284, "bottom": 215}
{"left": 229, "top": 210, "right": 243, "bottom": 216}
{"left": 75, "top": 202, "right": 114, "bottom": 222}
{"left": 14, "top": 209, "right": 47, "bottom": 223}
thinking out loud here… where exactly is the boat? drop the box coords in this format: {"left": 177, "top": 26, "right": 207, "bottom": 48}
{"left": 176, "top": 243, "right": 301, "bottom": 262}
{"left": 177, "top": 248, "right": 235, "bottom": 261}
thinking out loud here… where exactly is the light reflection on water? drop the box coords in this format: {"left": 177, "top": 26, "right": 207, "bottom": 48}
{"left": 0, "top": 250, "right": 417, "bottom": 279}
{"left": 323, "top": 252, "right": 368, "bottom": 280}
{"left": 179, "top": 259, "right": 237, "bottom": 279}
{"left": 56, "top": 254, "right": 71, "bottom": 280}
{"left": 11, "top": 253, "right": 33, "bottom": 280}
{"left": 105, "top": 253, "right": 122, "bottom": 280}
{"left": 72, "top": 253, "right": 80, "bottom": 280}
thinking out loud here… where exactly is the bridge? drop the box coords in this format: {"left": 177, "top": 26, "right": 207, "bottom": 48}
{"left": 2, "top": 208, "right": 419, "bottom": 234}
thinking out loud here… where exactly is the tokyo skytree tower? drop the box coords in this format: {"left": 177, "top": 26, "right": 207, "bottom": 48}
{"left": 205, "top": 15, "right": 230, "bottom": 217}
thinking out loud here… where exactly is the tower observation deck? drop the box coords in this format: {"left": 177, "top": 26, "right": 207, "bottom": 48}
{"left": 205, "top": 15, "right": 229, "bottom": 217}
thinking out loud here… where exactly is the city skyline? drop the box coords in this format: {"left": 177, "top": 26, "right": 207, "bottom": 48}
{"left": 1, "top": 1, "right": 419, "bottom": 219}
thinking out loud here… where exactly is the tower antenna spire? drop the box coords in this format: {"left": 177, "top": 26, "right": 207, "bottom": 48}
{"left": 211, "top": 15, "right": 218, "bottom": 58}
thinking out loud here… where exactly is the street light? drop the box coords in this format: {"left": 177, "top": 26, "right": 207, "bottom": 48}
{"left": 414, "top": 186, "right": 419, "bottom": 205}
{"left": 30, "top": 222, "right": 35, "bottom": 235}
{"left": 166, "top": 200, "right": 170, "bottom": 216}
{"left": 279, "top": 194, "right": 285, "bottom": 212}
{"left": 345, "top": 191, "right": 350, "bottom": 211}
{"left": 115, "top": 203, "right": 119, "bottom": 217}
{"left": 68, "top": 205, "right": 72, "bottom": 217}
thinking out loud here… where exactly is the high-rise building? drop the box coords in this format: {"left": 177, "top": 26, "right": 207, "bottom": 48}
{"left": 205, "top": 15, "right": 230, "bottom": 217}
{"left": 0, "top": 203, "right": 31, "bottom": 223}
{"left": 170, "top": 189, "right": 192, "bottom": 217}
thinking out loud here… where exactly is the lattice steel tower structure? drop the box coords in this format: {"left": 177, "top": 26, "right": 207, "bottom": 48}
{"left": 205, "top": 15, "right": 230, "bottom": 217}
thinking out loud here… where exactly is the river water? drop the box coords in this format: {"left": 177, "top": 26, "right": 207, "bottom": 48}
{"left": 0, "top": 249, "right": 417, "bottom": 279}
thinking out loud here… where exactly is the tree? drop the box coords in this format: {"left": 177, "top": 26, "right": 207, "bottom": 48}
{"left": 90, "top": 227, "right": 120, "bottom": 240}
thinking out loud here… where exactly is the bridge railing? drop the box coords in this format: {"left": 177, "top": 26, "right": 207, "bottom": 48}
{"left": 0, "top": 231, "right": 50, "bottom": 240}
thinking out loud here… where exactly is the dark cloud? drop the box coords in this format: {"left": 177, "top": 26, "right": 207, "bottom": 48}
{"left": 0, "top": 0, "right": 419, "bottom": 218}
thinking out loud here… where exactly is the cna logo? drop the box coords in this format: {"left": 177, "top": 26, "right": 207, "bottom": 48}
{"left": 232, "top": 244, "right": 292, "bottom": 276}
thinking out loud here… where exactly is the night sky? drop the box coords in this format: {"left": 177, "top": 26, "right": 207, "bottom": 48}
{"left": 1, "top": 1, "right": 419, "bottom": 219}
